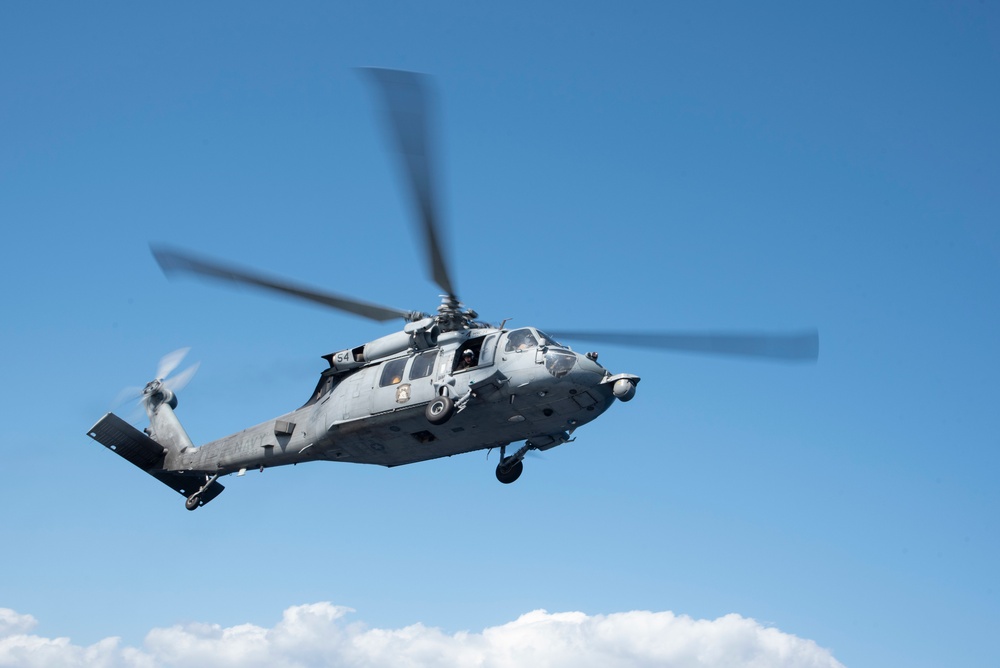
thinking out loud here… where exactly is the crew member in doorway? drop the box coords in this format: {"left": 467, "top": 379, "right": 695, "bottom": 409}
{"left": 457, "top": 349, "right": 475, "bottom": 371}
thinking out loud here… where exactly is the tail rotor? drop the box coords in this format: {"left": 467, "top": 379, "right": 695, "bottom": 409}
{"left": 151, "top": 347, "right": 200, "bottom": 396}
{"left": 113, "top": 348, "right": 200, "bottom": 422}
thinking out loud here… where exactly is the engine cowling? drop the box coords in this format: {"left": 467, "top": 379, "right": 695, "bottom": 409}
{"left": 324, "top": 318, "right": 440, "bottom": 374}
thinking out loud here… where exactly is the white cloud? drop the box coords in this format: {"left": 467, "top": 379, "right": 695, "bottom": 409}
{"left": 0, "top": 604, "right": 844, "bottom": 668}
{"left": 0, "top": 609, "right": 38, "bottom": 637}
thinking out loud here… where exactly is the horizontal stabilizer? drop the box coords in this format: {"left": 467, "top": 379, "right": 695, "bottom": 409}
{"left": 88, "top": 413, "right": 166, "bottom": 471}
{"left": 151, "top": 470, "right": 225, "bottom": 504}
{"left": 86, "top": 413, "right": 225, "bottom": 503}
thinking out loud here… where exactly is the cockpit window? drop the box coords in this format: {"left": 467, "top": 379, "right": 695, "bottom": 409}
{"left": 504, "top": 328, "right": 538, "bottom": 352}
{"left": 379, "top": 357, "right": 407, "bottom": 387}
{"left": 409, "top": 350, "right": 437, "bottom": 380}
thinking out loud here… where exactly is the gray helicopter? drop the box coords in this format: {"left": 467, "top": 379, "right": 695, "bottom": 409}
{"left": 86, "top": 69, "right": 818, "bottom": 511}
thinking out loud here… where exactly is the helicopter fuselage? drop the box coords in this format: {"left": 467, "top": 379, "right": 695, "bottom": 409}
{"left": 171, "top": 327, "right": 639, "bottom": 477}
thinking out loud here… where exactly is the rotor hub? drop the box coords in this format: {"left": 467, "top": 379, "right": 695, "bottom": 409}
{"left": 435, "top": 294, "right": 480, "bottom": 331}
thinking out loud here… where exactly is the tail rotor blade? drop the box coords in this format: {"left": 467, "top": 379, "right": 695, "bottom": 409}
{"left": 111, "top": 385, "right": 144, "bottom": 410}
{"left": 549, "top": 329, "right": 819, "bottom": 362}
{"left": 362, "top": 67, "right": 456, "bottom": 297}
{"left": 156, "top": 347, "right": 190, "bottom": 380}
{"left": 164, "top": 362, "right": 201, "bottom": 394}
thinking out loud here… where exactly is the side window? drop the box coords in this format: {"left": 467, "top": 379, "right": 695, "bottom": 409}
{"left": 379, "top": 358, "right": 407, "bottom": 387}
{"left": 504, "top": 328, "right": 538, "bottom": 353}
{"left": 409, "top": 350, "right": 437, "bottom": 380}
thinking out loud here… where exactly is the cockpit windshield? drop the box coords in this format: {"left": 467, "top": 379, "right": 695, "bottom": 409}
{"left": 504, "top": 328, "right": 565, "bottom": 352}
{"left": 535, "top": 330, "right": 563, "bottom": 348}
{"left": 504, "top": 328, "right": 538, "bottom": 352}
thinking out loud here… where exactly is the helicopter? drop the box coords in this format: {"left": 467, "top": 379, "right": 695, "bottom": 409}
{"left": 86, "top": 68, "right": 818, "bottom": 511}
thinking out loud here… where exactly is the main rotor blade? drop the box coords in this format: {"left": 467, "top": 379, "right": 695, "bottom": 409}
{"left": 151, "top": 245, "right": 418, "bottom": 323}
{"left": 362, "top": 68, "right": 456, "bottom": 297}
{"left": 548, "top": 329, "right": 819, "bottom": 362}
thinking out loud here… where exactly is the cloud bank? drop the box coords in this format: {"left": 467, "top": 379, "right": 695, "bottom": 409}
{"left": 0, "top": 603, "right": 843, "bottom": 668}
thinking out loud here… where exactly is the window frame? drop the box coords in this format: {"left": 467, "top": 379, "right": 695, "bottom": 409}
{"left": 379, "top": 357, "right": 408, "bottom": 387}
{"left": 409, "top": 350, "right": 438, "bottom": 381}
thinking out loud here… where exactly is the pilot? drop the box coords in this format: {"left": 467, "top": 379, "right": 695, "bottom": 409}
{"left": 509, "top": 329, "right": 534, "bottom": 351}
{"left": 457, "top": 349, "right": 475, "bottom": 370}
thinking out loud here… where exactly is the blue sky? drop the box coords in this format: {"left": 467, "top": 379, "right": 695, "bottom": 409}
{"left": 1, "top": 2, "right": 998, "bottom": 666}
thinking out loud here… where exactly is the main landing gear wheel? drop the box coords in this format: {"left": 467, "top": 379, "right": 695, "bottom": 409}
{"left": 425, "top": 396, "right": 455, "bottom": 425}
{"left": 185, "top": 495, "right": 201, "bottom": 511}
{"left": 495, "top": 457, "right": 523, "bottom": 484}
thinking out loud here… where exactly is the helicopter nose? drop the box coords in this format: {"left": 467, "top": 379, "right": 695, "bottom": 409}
{"left": 573, "top": 350, "right": 606, "bottom": 377}
{"left": 569, "top": 353, "right": 640, "bottom": 402}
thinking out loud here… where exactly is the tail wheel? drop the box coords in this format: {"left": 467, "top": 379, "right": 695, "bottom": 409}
{"left": 425, "top": 396, "right": 455, "bottom": 425}
{"left": 185, "top": 495, "right": 201, "bottom": 511}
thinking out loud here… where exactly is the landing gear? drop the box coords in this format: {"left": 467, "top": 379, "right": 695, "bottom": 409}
{"left": 183, "top": 473, "right": 219, "bottom": 511}
{"left": 495, "top": 457, "right": 523, "bottom": 484}
{"left": 425, "top": 395, "right": 455, "bottom": 425}
{"left": 494, "top": 442, "right": 535, "bottom": 484}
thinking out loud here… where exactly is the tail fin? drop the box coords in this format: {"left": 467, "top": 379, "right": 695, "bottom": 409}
{"left": 142, "top": 382, "right": 196, "bottom": 470}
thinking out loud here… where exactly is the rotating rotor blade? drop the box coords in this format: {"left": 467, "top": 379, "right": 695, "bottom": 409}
{"left": 548, "top": 329, "right": 819, "bottom": 362}
{"left": 163, "top": 361, "right": 200, "bottom": 393}
{"left": 151, "top": 245, "right": 419, "bottom": 323}
{"left": 156, "top": 347, "right": 190, "bottom": 380}
{"left": 362, "top": 67, "right": 456, "bottom": 297}
{"left": 111, "top": 385, "right": 145, "bottom": 411}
